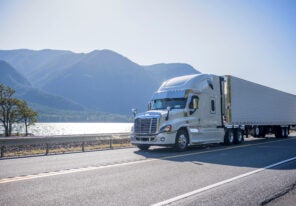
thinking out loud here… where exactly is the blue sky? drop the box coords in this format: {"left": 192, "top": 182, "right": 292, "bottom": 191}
{"left": 0, "top": 0, "right": 295, "bottom": 94}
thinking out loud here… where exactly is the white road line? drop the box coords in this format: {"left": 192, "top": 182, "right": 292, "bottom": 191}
{"left": 0, "top": 158, "right": 156, "bottom": 184}
{"left": 151, "top": 156, "right": 296, "bottom": 206}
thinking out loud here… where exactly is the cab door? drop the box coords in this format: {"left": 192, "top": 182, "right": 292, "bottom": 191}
{"left": 186, "top": 94, "right": 207, "bottom": 144}
{"left": 205, "top": 96, "right": 224, "bottom": 142}
{"left": 189, "top": 93, "right": 224, "bottom": 144}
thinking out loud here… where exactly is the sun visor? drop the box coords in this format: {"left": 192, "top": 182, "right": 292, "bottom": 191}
{"left": 151, "top": 90, "right": 186, "bottom": 100}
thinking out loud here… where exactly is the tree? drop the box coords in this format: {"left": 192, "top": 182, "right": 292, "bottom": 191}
{"left": 0, "top": 84, "right": 38, "bottom": 136}
{"left": 18, "top": 101, "right": 38, "bottom": 136}
{"left": 0, "top": 84, "right": 17, "bottom": 136}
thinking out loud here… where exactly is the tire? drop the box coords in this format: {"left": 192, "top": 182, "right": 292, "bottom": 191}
{"left": 278, "top": 127, "right": 290, "bottom": 138}
{"left": 234, "top": 129, "right": 244, "bottom": 144}
{"left": 253, "top": 127, "right": 266, "bottom": 138}
{"left": 137, "top": 145, "right": 150, "bottom": 151}
{"left": 286, "top": 128, "right": 289, "bottom": 137}
{"left": 175, "top": 129, "right": 189, "bottom": 152}
{"left": 259, "top": 127, "right": 266, "bottom": 138}
{"left": 275, "top": 127, "right": 284, "bottom": 138}
{"left": 283, "top": 127, "right": 289, "bottom": 138}
{"left": 254, "top": 127, "right": 260, "bottom": 137}
{"left": 224, "top": 129, "right": 234, "bottom": 145}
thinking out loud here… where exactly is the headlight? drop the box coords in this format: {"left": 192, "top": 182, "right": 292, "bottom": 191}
{"left": 159, "top": 125, "right": 172, "bottom": 133}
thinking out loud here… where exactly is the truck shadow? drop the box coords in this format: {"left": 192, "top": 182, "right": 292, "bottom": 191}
{"left": 134, "top": 136, "right": 296, "bottom": 170}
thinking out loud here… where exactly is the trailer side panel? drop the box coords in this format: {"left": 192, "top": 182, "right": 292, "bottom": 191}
{"left": 227, "top": 76, "right": 296, "bottom": 126}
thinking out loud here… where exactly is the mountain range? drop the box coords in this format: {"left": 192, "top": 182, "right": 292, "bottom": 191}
{"left": 0, "top": 49, "right": 200, "bottom": 121}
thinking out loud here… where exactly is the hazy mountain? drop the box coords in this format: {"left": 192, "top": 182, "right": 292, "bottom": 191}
{"left": 144, "top": 63, "right": 199, "bottom": 87}
{"left": 0, "top": 60, "right": 31, "bottom": 88}
{"left": 0, "top": 49, "right": 72, "bottom": 76}
{"left": 42, "top": 50, "right": 158, "bottom": 114}
{"left": 29, "top": 51, "right": 85, "bottom": 87}
{"left": 0, "top": 49, "right": 200, "bottom": 117}
{"left": 0, "top": 60, "right": 84, "bottom": 111}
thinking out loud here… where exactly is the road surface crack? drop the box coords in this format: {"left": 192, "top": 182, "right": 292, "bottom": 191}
{"left": 261, "top": 182, "right": 296, "bottom": 205}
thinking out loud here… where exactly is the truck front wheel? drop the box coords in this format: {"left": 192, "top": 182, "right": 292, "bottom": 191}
{"left": 175, "top": 129, "right": 189, "bottom": 152}
{"left": 137, "top": 145, "right": 150, "bottom": 151}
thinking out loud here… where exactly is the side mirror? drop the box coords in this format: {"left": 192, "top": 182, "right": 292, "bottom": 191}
{"left": 165, "top": 106, "right": 171, "bottom": 121}
{"left": 147, "top": 102, "right": 152, "bottom": 111}
{"left": 193, "top": 99, "right": 199, "bottom": 109}
{"left": 132, "top": 108, "right": 137, "bottom": 118}
{"left": 189, "top": 98, "right": 199, "bottom": 115}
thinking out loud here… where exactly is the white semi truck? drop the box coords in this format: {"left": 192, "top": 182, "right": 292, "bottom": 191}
{"left": 130, "top": 74, "right": 296, "bottom": 151}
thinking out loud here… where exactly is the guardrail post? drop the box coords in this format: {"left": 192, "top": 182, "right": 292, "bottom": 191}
{"left": 82, "top": 142, "right": 85, "bottom": 152}
{"left": 45, "top": 144, "right": 49, "bottom": 155}
{"left": 109, "top": 137, "right": 113, "bottom": 149}
{"left": 0, "top": 146, "right": 4, "bottom": 158}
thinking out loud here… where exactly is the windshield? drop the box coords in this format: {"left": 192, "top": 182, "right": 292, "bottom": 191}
{"left": 151, "top": 98, "right": 187, "bottom": 110}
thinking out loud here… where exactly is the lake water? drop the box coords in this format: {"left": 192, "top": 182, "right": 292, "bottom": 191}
{"left": 1, "top": 123, "right": 133, "bottom": 136}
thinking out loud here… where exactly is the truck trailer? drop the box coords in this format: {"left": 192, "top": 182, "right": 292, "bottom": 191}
{"left": 130, "top": 74, "right": 296, "bottom": 151}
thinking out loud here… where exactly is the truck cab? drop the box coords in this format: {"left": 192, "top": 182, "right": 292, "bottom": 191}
{"left": 130, "top": 74, "right": 225, "bottom": 151}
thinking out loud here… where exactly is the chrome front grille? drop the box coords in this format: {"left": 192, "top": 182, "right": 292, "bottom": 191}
{"left": 134, "top": 117, "right": 158, "bottom": 135}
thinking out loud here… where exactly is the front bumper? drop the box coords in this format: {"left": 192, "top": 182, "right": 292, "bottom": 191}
{"left": 130, "top": 131, "right": 177, "bottom": 146}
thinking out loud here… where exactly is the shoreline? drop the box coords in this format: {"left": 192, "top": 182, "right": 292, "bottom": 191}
{"left": 0, "top": 122, "right": 133, "bottom": 137}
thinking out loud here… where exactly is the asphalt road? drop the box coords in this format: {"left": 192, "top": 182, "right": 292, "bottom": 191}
{"left": 0, "top": 134, "right": 296, "bottom": 206}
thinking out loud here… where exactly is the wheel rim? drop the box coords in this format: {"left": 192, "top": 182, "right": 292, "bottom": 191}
{"left": 229, "top": 132, "right": 234, "bottom": 143}
{"left": 237, "top": 132, "right": 242, "bottom": 142}
{"left": 178, "top": 134, "right": 187, "bottom": 149}
{"left": 255, "top": 127, "right": 260, "bottom": 136}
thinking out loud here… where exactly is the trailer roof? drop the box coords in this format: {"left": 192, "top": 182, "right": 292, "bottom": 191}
{"left": 158, "top": 74, "right": 216, "bottom": 92}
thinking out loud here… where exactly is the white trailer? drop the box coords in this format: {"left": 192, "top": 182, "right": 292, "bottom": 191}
{"left": 130, "top": 74, "right": 296, "bottom": 151}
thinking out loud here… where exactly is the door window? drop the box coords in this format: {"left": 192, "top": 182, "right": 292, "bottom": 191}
{"left": 189, "top": 96, "right": 199, "bottom": 115}
{"left": 210, "top": 99, "right": 216, "bottom": 113}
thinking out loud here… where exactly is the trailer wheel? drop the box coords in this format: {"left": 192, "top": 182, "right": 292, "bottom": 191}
{"left": 275, "top": 127, "right": 285, "bottom": 138}
{"left": 283, "top": 127, "right": 289, "bottom": 138}
{"left": 275, "top": 128, "right": 280, "bottom": 138}
{"left": 259, "top": 127, "right": 266, "bottom": 138}
{"left": 224, "top": 129, "right": 234, "bottom": 145}
{"left": 254, "top": 127, "right": 260, "bottom": 137}
{"left": 277, "top": 127, "right": 289, "bottom": 138}
{"left": 137, "top": 145, "right": 150, "bottom": 151}
{"left": 175, "top": 129, "right": 189, "bottom": 152}
{"left": 234, "top": 129, "right": 244, "bottom": 144}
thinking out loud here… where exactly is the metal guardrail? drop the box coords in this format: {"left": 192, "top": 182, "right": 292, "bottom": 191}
{"left": 0, "top": 133, "right": 130, "bottom": 158}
